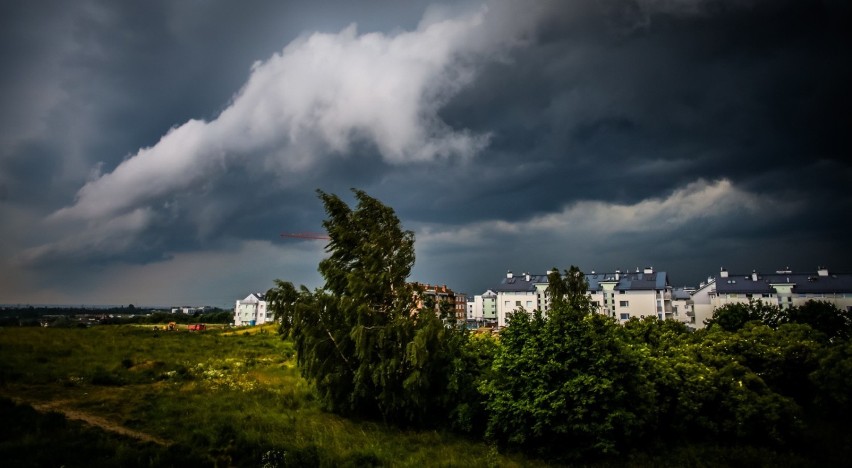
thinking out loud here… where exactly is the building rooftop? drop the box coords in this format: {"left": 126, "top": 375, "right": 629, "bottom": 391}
{"left": 714, "top": 270, "right": 852, "bottom": 295}
{"left": 494, "top": 273, "right": 549, "bottom": 292}
{"left": 494, "top": 270, "right": 670, "bottom": 293}
{"left": 586, "top": 271, "right": 669, "bottom": 291}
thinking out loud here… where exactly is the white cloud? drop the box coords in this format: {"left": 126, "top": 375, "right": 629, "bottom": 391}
{"left": 415, "top": 178, "right": 802, "bottom": 248}
{"left": 51, "top": 2, "right": 546, "bottom": 225}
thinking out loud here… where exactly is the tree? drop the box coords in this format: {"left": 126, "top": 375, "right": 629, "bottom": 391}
{"left": 482, "top": 267, "right": 655, "bottom": 459}
{"left": 546, "top": 265, "right": 590, "bottom": 314}
{"left": 704, "top": 300, "right": 783, "bottom": 331}
{"left": 784, "top": 300, "right": 851, "bottom": 341}
{"left": 265, "top": 280, "right": 298, "bottom": 335}
{"left": 270, "top": 189, "right": 470, "bottom": 426}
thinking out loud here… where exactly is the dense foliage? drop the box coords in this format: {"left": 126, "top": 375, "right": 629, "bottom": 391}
{"left": 268, "top": 190, "right": 852, "bottom": 464}
{"left": 270, "top": 190, "right": 475, "bottom": 427}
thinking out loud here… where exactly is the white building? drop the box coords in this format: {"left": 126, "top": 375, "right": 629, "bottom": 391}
{"left": 234, "top": 293, "right": 273, "bottom": 326}
{"left": 671, "top": 287, "right": 695, "bottom": 326}
{"left": 494, "top": 272, "right": 550, "bottom": 328}
{"left": 491, "top": 268, "right": 672, "bottom": 327}
{"left": 587, "top": 267, "right": 673, "bottom": 323}
{"left": 690, "top": 266, "right": 852, "bottom": 329}
{"left": 468, "top": 289, "right": 498, "bottom": 328}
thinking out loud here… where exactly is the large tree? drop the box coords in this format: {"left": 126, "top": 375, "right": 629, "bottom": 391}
{"left": 271, "top": 189, "right": 469, "bottom": 426}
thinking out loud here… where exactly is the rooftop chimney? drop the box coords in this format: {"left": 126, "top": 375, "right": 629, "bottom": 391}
{"left": 751, "top": 270, "right": 758, "bottom": 282}
{"left": 720, "top": 267, "right": 728, "bottom": 278}
{"left": 615, "top": 269, "right": 621, "bottom": 281}
{"left": 644, "top": 266, "right": 653, "bottom": 274}
{"left": 525, "top": 273, "right": 531, "bottom": 282}
{"left": 507, "top": 270, "right": 513, "bottom": 279}
{"left": 818, "top": 266, "right": 829, "bottom": 277}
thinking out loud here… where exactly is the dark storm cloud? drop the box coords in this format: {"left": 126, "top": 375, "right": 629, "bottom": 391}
{"left": 1, "top": 0, "right": 850, "bottom": 304}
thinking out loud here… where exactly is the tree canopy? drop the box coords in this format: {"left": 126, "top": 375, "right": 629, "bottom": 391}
{"left": 269, "top": 189, "right": 473, "bottom": 427}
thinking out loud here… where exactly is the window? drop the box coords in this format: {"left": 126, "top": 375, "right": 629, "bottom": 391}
{"left": 619, "top": 290, "right": 626, "bottom": 294}
{"left": 504, "top": 301, "right": 510, "bottom": 307}
{"left": 619, "top": 301, "right": 629, "bottom": 307}
{"left": 526, "top": 301, "right": 533, "bottom": 308}
{"left": 515, "top": 301, "right": 521, "bottom": 306}
{"left": 620, "top": 313, "right": 629, "bottom": 320}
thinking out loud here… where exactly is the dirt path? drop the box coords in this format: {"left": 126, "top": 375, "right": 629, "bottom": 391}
{"left": 19, "top": 398, "right": 171, "bottom": 446}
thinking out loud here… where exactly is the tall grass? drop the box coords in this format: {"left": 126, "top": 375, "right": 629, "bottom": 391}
{"left": 0, "top": 326, "right": 538, "bottom": 467}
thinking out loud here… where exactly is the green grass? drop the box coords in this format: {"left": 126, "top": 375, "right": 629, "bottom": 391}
{"left": 1, "top": 325, "right": 826, "bottom": 467}
{"left": 0, "top": 326, "right": 538, "bottom": 467}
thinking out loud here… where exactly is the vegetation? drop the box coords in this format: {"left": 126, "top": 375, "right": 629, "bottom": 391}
{"left": 266, "top": 190, "right": 852, "bottom": 465}
{"left": 4, "top": 190, "right": 851, "bottom": 466}
{"left": 271, "top": 190, "right": 475, "bottom": 428}
{"left": 0, "top": 326, "right": 535, "bottom": 467}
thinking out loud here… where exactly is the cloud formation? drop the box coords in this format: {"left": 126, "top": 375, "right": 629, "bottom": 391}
{"left": 2, "top": 0, "right": 850, "bottom": 305}
{"left": 50, "top": 3, "right": 544, "bottom": 226}
{"left": 415, "top": 178, "right": 799, "bottom": 247}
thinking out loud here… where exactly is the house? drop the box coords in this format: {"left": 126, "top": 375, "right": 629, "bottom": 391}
{"left": 690, "top": 266, "right": 852, "bottom": 329}
{"left": 234, "top": 293, "right": 273, "bottom": 326}
{"left": 491, "top": 268, "right": 672, "bottom": 328}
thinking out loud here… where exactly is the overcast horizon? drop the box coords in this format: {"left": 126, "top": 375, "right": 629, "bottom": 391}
{"left": 2, "top": 0, "right": 850, "bottom": 308}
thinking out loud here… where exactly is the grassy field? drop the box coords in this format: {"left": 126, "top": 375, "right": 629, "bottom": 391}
{"left": 0, "top": 325, "right": 541, "bottom": 467}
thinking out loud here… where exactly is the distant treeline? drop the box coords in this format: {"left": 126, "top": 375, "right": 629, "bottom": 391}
{"left": 0, "top": 305, "right": 152, "bottom": 318}
{"left": 100, "top": 310, "right": 234, "bottom": 325}
{"left": 0, "top": 307, "right": 234, "bottom": 327}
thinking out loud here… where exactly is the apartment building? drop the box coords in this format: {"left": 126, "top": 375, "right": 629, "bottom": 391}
{"left": 691, "top": 266, "right": 852, "bottom": 328}
{"left": 491, "top": 268, "right": 672, "bottom": 327}
{"left": 587, "top": 267, "right": 673, "bottom": 323}
{"left": 412, "top": 283, "right": 463, "bottom": 322}
{"left": 494, "top": 271, "right": 551, "bottom": 328}
{"left": 671, "top": 287, "right": 695, "bottom": 326}
{"left": 468, "top": 289, "right": 498, "bottom": 328}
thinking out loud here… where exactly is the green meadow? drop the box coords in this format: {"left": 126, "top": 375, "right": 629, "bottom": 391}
{"left": 0, "top": 325, "right": 540, "bottom": 467}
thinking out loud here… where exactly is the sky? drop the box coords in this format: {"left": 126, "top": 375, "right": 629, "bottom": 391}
{"left": 1, "top": 0, "right": 850, "bottom": 307}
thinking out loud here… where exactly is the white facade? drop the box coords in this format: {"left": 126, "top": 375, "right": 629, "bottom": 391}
{"left": 491, "top": 268, "right": 671, "bottom": 328}
{"left": 494, "top": 272, "right": 550, "bottom": 328}
{"left": 690, "top": 267, "right": 852, "bottom": 329}
{"left": 234, "top": 293, "right": 272, "bottom": 326}
{"left": 587, "top": 268, "right": 672, "bottom": 324}
{"left": 468, "top": 289, "right": 498, "bottom": 327}
{"left": 670, "top": 287, "right": 695, "bottom": 325}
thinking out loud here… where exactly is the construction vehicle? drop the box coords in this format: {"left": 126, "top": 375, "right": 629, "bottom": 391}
{"left": 187, "top": 323, "right": 206, "bottom": 331}
{"left": 167, "top": 322, "right": 177, "bottom": 331}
